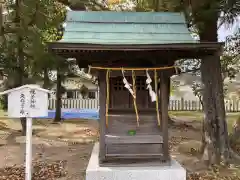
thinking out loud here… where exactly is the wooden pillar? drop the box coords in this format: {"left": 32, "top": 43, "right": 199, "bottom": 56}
{"left": 160, "top": 72, "right": 170, "bottom": 160}
{"left": 98, "top": 70, "right": 107, "bottom": 163}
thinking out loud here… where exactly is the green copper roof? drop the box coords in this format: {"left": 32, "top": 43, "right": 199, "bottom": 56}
{"left": 60, "top": 11, "right": 196, "bottom": 45}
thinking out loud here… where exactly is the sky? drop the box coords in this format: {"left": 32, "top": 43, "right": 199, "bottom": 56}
{"left": 218, "top": 17, "right": 240, "bottom": 42}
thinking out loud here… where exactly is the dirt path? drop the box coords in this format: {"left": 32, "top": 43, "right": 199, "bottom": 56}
{"left": 0, "top": 120, "right": 97, "bottom": 179}
{"left": 0, "top": 143, "right": 94, "bottom": 179}
{"left": 0, "top": 117, "right": 239, "bottom": 180}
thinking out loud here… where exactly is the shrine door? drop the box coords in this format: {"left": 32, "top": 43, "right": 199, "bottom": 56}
{"left": 110, "top": 76, "right": 149, "bottom": 109}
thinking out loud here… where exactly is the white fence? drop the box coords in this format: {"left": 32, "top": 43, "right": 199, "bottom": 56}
{"left": 48, "top": 98, "right": 240, "bottom": 112}
{"left": 48, "top": 98, "right": 99, "bottom": 110}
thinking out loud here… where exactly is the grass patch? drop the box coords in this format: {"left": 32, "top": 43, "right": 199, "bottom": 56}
{"left": 169, "top": 111, "right": 239, "bottom": 133}
{"left": 226, "top": 113, "right": 239, "bottom": 133}
{"left": 32, "top": 118, "right": 53, "bottom": 126}
{"left": 63, "top": 119, "right": 98, "bottom": 124}
{"left": 169, "top": 111, "right": 203, "bottom": 119}
{"left": 0, "top": 110, "right": 7, "bottom": 118}
{"left": 31, "top": 118, "right": 97, "bottom": 126}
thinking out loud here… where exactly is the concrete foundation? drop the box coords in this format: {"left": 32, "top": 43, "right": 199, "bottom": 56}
{"left": 86, "top": 143, "right": 186, "bottom": 180}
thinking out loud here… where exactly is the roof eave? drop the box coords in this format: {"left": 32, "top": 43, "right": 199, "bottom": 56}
{"left": 48, "top": 42, "right": 224, "bottom": 53}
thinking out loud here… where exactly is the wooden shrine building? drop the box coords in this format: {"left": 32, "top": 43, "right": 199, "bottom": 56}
{"left": 49, "top": 11, "right": 223, "bottom": 165}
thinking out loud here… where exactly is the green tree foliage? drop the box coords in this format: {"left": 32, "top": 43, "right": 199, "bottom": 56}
{"left": 225, "top": 27, "right": 240, "bottom": 63}
{"left": 0, "top": 0, "right": 66, "bottom": 86}
{"left": 57, "top": 0, "right": 109, "bottom": 10}
{"left": 0, "top": 0, "right": 66, "bottom": 134}
{"left": 190, "top": 27, "right": 240, "bottom": 100}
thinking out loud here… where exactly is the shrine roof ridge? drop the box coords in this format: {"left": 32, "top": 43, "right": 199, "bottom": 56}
{"left": 66, "top": 11, "right": 186, "bottom": 24}
{"left": 57, "top": 10, "right": 196, "bottom": 45}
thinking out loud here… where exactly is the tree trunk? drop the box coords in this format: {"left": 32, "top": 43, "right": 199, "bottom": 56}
{"left": 199, "top": 14, "right": 230, "bottom": 164}
{"left": 212, "top": 55, "right": 230, "bottom": 164}
{"left": 54, "top": 70, "right": 62, "bottom": 123}
{"left": 0, "top": 3, "right": 2, "bottom": 35}
{"left": 43, "top": 68, "right": 50, "bottom": 89}
{"left": 166, "top": 76, "right": 174, "bottom": 124}
{"left": 201, "top": 55, "right": 222, "bottom": 165}
{"left": 16, "top": 0, "right": 26, "bottom": 135}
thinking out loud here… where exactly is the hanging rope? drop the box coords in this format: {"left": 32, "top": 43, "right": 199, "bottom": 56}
{"left": 132, "top": 70, "right": 139, "bottom": 127}
{"left": 174, "top": 66, "right": 179, "bottom": 75}
{"left": 88, "top": 65, "right": 92, "bottom": 74}
{"left": 102, "top": 67, "right": 167, "bottom": 127}
{"left": 91, "top": 66, "right": 178, "bottom": 71}
{"left": 105, "top": 69, "right": 110, "bottom": 127}
{"left": 154, "top": 69, "right": 161, "bottom": 126}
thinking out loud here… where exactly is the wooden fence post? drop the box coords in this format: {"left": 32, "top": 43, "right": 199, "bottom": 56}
{"left": 181, "top": 97, "right": 184, "bottom": 111}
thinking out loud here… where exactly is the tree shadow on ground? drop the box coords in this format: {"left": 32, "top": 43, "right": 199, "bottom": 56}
{"left": 3, "top": 128, "right": 46, "bottom": 145}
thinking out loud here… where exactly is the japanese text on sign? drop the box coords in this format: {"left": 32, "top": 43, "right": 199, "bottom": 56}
{"left": 20, "top": 93, "right": 25, "bottom": 115}
{"left": 30, "top": 89, "right": 36, "bottom": 109}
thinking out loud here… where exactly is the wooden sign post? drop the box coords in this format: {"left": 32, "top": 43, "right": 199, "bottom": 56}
{"left": 0, "top": 85, "right": 50, "bottom": 180}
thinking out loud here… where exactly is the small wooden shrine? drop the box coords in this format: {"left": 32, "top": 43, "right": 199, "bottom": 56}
{"left": 49, "top": 11, "right": 223, "bottom": 165}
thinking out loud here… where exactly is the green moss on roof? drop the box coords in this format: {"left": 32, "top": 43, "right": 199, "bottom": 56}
{"left": 60, "top": 11, "right": 196, "bottom": 45}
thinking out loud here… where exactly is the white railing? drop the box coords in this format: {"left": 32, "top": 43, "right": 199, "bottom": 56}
{"left": 48, "top": 98, "right": 240, "bottom": 112}
{"left": 48, "top": 98, "right": 99, "bottom": 110}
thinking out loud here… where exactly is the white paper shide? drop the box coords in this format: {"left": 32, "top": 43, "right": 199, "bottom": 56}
{"left": 122, "top": 69, "right": 135, "bottom": 98}
{"left": 146, "top": 70, "right": 156, "bottom": 102}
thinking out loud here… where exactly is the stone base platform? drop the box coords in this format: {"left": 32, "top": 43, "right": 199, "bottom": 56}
{"left": 86, "top": 143, "right": 186, "bottom": 180}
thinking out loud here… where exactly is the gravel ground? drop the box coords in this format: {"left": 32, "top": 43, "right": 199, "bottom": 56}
{"left": 0, "top": 143, "right": 94, "bottom": 180}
